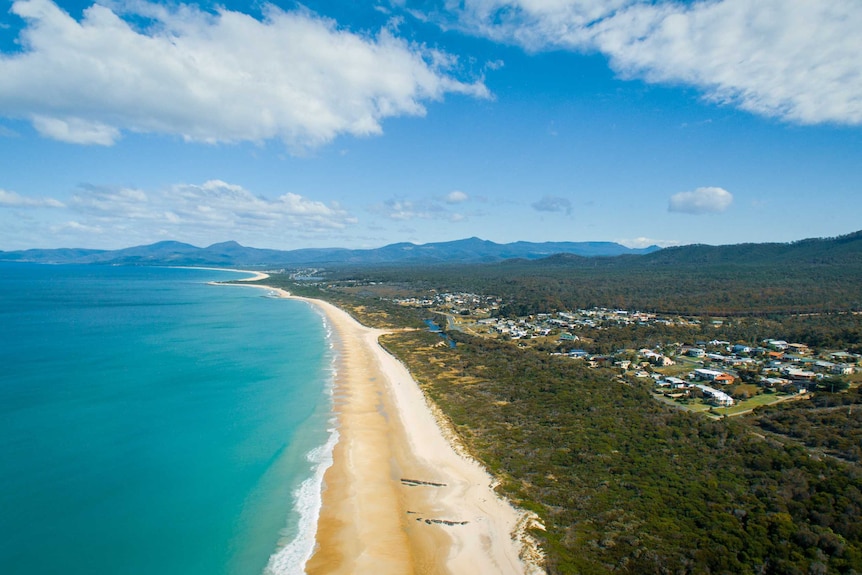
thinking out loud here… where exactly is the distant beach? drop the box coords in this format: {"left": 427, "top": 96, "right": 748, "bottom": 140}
{"left": 227, "top": 272, "right": 540, "bottom": 574}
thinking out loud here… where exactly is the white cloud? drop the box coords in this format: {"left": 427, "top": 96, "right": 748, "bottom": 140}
{"left": 618, "top": 236, "right": 679, "bottom": 249}
{"left": 0, "top": 0, "right": 489, "bottom": 148}
{"left": 373, "top": 194, "right": 472, "bottom": 222}
{"left": 71, "top": 179, "right": 356, "bottom": 231}
{"left": 450, "top": 0, "right": 625, "bottom": 47}
{"left": 169, "top": 180, "right": 356, "bottom": 231}
{"left": 531, "top": 195, "right": 572, "bottom": 215}
{"left": 51, "top": 220, "right": 103, "bottom": 234}
{"left": 445, "top": 190, "right": 469, "bottom": 203}
{"left": 449, "top": 0, "right": 862, "bottom": 125}
{"left": 71, "top": 185, "right": 150, "bottom": 217}
{"left": 380, "top": 199, "right": 417, "bottom": 220}
{"left": 0, "top": 188, "right": 64, "bottom": 208}
{"left": 42, "top": 179, "right": 358, "bottom": 247}
{"left": 375, "top": 198, "right": 445, "bottom": 220}
{"left": 668, "top": 186, "right": 733, "bottom": 214}
{"left": 32, "top": 116, "right": 120, "bottom": 145}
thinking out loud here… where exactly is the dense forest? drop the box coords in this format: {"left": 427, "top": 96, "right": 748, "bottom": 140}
{"left": 382, "top": 331, "right": 862, "bottom": 574}
{"left": 319, "top": 230, "right": 862, "bottom": 317}
{"left": 260, "top": 232, "right": 862, "bottom": 574}
{"left": 753, "top": 389, "right": 862, "bottom": 463}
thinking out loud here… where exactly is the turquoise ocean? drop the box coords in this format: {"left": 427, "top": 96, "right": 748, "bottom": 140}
{"left": 0, "top": 263, "right": 336, "bottom": 575}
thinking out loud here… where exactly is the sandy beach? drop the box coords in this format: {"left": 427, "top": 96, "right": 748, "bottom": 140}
{"left": 223, "top": 273, "right": 540, "bottom": 574}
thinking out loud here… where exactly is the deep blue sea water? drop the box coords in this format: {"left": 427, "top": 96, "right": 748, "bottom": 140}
{"left": 0, "top": 264, "right": 335, "bottom": 575}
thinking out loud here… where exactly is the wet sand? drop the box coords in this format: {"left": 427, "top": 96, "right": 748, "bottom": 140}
{"left": 220, "top": 273, "right": 541, "bottom": 574}
{"left": 298, "top": 297, "right": 538, "bottom": 575}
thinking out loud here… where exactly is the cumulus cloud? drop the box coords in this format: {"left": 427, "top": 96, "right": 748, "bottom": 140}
{"left": 1, "top": 180, "right": 362, "bottom": 249}
{"left": 70, "top": 180, "right": 356, "bottom": 232}
{"left": 445, "top": 190, "right": 469, "bottom": 203}
{"left": 32, "top": 116, "right": 120, "bottom": 145}
{"left": 668, "top": 186, "right": 733, "bottom": 214}
{"left": 0, "top": 188, "right": 64, "bottom": 208}
{"left": 531, "top": 195, "right": 572, "bottom": 215}
{"left": 39, "top": 179, "right": 357, "bottom": 248}
{"left": 0, "top": 0, "right": 489, "bottom": 148}
{"left": 447, "top": 0, "right": 862, "bottom": 125}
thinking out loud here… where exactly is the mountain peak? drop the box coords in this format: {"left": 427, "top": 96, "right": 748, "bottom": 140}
{"left": 206, "top": 240, "right": 244, "bottom": 249}
{"left": 0, "top": 236, "right": 670, "bottom": 266}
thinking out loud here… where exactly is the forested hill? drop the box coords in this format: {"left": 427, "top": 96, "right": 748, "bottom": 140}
{"left": 343, "top": 231, "right": 862, "bottom": 315}
{"left": 647, "top": 230, "right": 862, "bottom": 266}
{"left": 537, "top": 230, "right": 862, "bottom": 268}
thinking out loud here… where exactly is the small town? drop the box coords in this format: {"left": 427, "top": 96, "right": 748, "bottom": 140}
{"left": 394, "top": 291, "right": 861, "bottom": 416}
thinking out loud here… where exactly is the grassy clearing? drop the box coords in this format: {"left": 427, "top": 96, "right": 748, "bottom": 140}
{"left": 723, "top": 392, "right": 806, "bottom": 416}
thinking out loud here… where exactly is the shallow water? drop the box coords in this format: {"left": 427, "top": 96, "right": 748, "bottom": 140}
{"left": 0, "top": 264, "right": 334, "bottom": 575}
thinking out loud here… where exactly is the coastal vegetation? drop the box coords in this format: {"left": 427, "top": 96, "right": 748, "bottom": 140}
{"left": 316, "top": 230, "right": 862, "bottom": 319}
{"left": 382, "top": 330, "right": 862, "bottom": 574}
{"left": 260, "top": 234, "right": 862, "bottom": 574}
{"left": 753, "top": 389, "right": 862, "bottom": 463}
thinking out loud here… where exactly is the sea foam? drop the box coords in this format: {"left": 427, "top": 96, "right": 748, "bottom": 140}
{"left": 263, "top": 425, "right": 338, "bottom": 575}
{"left": 264, "top": 313, "right": 338, "bottom": 575}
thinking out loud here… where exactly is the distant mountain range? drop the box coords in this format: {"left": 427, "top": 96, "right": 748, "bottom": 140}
{"left": 0, "top": 237, "right": 661, "bottom": 267}
{"left": 5, "top": 232, "right": 859, "bottom": 268}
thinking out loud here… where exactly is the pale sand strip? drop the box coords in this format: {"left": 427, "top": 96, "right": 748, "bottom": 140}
{"left": 216, "top": 274, "right": 541, "bottom": 574}
{"left": 297, "top": 297, "right": 541, "bottom": 575}
{"left": 201, "top": 268, "right": 271, "bottom": 282}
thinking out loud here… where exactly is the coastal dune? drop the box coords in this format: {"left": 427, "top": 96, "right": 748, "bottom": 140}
{"left": 300, "top": 296, "right": 537, "bottom": 574}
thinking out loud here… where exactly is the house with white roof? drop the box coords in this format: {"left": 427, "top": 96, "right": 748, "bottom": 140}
{"left": 695, "top": 384, "right": 734, "bottom": 407}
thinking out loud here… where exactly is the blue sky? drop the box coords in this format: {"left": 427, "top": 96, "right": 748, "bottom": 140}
{"left": 0, "top": 0, "right": 860, "bottom": 251}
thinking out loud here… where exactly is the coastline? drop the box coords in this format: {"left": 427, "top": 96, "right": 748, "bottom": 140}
{"left": 179, "top": 266, "right": 271, "bottom": 282}
{"left": 219, "top": 272, "right": 540, "bottom": 574}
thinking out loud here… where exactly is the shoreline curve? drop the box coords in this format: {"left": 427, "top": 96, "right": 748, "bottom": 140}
{"left": 215, "top": 272, "right": 542, "bottom": 574}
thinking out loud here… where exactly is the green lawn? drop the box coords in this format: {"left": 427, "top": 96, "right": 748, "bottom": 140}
{"left": 657, "top": 356, "right": 703, "bottom": 377}
{"left": 685, "top": 401, "right": 714, "bottom": 413}
{"left": 661, "top": 391, "right": 800, "bottom": 418}
{"left": 725, "top": 392, "right": 801, "bottom": 415}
